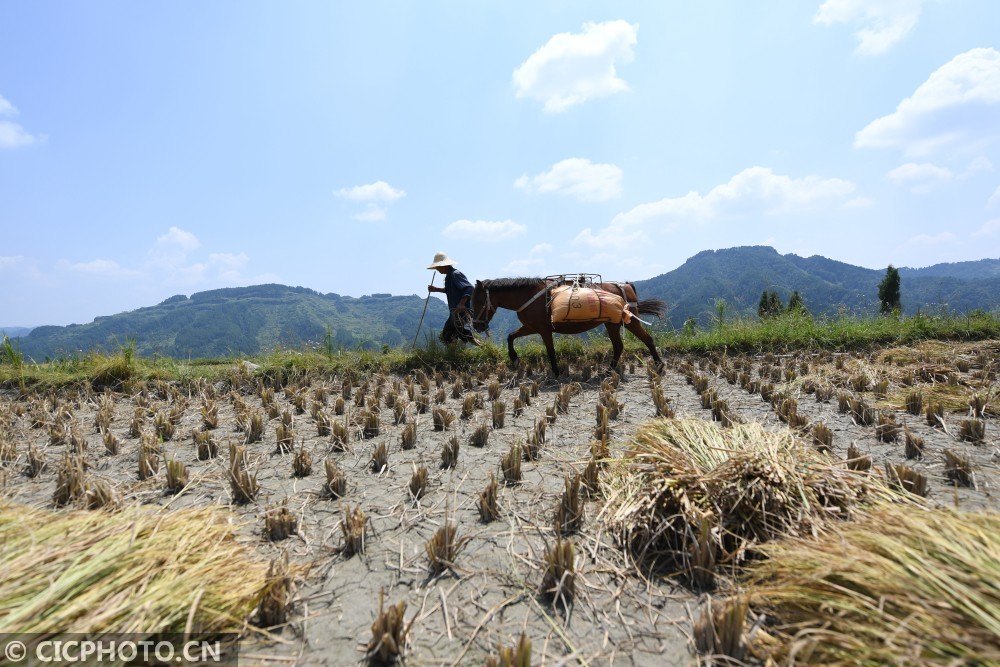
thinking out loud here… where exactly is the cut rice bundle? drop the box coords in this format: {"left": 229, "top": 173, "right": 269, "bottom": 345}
{"left": 604, "top": 418, "right": 900, "bottom": 583}
{"left": 0, "top": 503, "right": 271, "bottom": 635}
{"left": 745, "top": 505, "right": 1000, "bottom": 666}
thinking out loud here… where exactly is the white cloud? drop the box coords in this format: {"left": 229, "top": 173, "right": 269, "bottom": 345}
{"left": 47, "top": 229, "right": 250, "bottom": 300}
{"left": 513, "top": 20, "right": 638, "bottom": 113}
{"left": 147, "top": 227, "right": 200, "bottom": 276}
{"left": 908, "top": 231, "right": 957, "bottom": 245}
{"left": 575, "top": 166, "right": 856, "bottom": 248}
{"left": 889, "top": 158, "right": 991, "bottom": 192}
{"left": 972, "top": 219, "right": 1000, "bottom": 237}
{"left": 515, "top": 158, "right": 623, "bottom": 202}
{"left": 577, "top": 251, "right": 667, "bottom": 278}
{"left": 208, "top": 252, "right": 248, "bottom": 269}
{"left": 169, "top": 263, "right": 208, "bottom": 285}
{"left": 156, "top": 226, "right": 200, "bottom": 253}
{"left": 145, "top": 228, "right": 239, "bottom": 285}
{"left": 502, "top": 258, "right": 544, "bottom": 275}
{"left": 142, "top": 228, "right": 250, "bottom": 287}
{"left": 209, "top": 252, "right": 249, "bottom": 281}
{"left": 335, "top": 180, "right": 405, "bottom": 221}
{"left": 886, "top": 162, "right": 954, "bottom": 192}
{"left": 965, "top": 156, "right": 994, "bottom": 176}
{"left": 0, "top": 255, "right": 22, "bottom": 268}
{"left": 442, "top": 219, "right": 527, "bottom": 241}
{"left": 0, "top": 94, "right": 37, "bottom": 149}
{"left": 335, "top": 180, "right": 406, "bottom": 202}
{"left": 0, "top": 121, "right": 36, "bottom": 148}
{"left": 62, "top": 259, "right": 141, "bottom": 278}
{"left": 352, "top": 205, "right": 387, "bottom": 222}
{"left": 530, "top": 243, "right": 552, "bottom": 255}
{"left": 814, "top": 0, "right": 923, "bottom": 56}
{"left": 0, "top": 256, "right": 44, "bottom": 284}
{"left": 845, "top": 196, "right": 876, "bottom": 208}
{"left": 856, "top": 48, "right": 1000, "bottom": 156}
{"left": 988, "top": 185, "right": 1000, "bottom": 208}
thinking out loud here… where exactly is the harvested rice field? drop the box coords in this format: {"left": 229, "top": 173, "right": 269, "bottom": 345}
{"left": 0, "top": 339, "right": 997, "bottom": 666}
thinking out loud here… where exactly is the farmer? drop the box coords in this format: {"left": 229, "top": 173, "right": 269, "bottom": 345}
{"left": 427, "top": 252, "right": 477, "bottom": 344}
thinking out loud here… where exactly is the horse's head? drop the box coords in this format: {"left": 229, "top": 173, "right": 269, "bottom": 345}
{"left": 471, "top": 280, "right": 497, "bottom": 333}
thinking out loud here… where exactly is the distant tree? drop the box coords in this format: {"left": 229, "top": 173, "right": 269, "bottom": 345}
{"left": 878, "top": 265, "right": 901, "bottom": 315}
{"left": 787, "top": 290, "right": 809, "bottom": 316}
{"left": 713, "top": 297, "right": 729, "bottom": 329}
{"left": 758, "top": 290, "right": 784, "bottom": 319}
{"left": 323, "top": 324, "right": 335, "bottom": 359}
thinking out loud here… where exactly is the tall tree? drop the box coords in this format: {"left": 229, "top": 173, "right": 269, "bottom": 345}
{"left": 878, "top": 265, "right": 901, "bottom": 315}
{"left": 758, "top": 290, "right": 784, "bottom": 319}
{"left": 788, "top": 290, "right": 808, "bottom": 316}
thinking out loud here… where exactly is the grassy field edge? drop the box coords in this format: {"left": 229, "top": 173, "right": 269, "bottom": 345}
{"left": 2, "top": 311, "right": 998, "bottom": 391}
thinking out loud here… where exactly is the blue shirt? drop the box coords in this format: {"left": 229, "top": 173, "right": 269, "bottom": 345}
{"left": 444, "top": 268, "right": 474, "bottom": 310}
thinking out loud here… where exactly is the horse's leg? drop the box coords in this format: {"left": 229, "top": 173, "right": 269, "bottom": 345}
{"left": 604, "top": 323, "right": 625, "bottom": 370}
{"left": 538, "top": 329, "right": 560, "bottom": 377}
{"left": 506, "top": 325, "right": 535, "bottom": 367}
{"left": 625, "top": 319, "right": 664, "bottom": 372}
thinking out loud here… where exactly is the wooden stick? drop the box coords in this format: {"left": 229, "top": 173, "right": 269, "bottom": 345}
{"left": 412, "top": 271, "right": 435, "bottom": 349}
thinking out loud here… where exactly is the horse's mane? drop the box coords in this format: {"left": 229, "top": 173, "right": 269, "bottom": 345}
{"left": 479, "top": 277, "right": 545, "bottom": 291}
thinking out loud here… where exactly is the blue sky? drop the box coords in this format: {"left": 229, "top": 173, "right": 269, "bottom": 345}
{"left": 2, "top": 1, "right": 999, "bottom": 326}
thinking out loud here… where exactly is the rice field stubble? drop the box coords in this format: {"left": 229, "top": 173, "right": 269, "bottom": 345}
{"left": 0, "top": 339, "right": 996, "bottom": 665}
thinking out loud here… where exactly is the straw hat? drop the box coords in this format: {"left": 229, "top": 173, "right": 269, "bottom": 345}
{"left": 427, "top": 252, "right": 457, "bottom": 269}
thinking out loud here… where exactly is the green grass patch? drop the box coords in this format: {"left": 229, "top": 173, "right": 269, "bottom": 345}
{"left": 2, "top": 312, "right": 997, "bottom": 392}
{"left": 655, "top": 311, "right": 1000, "bottom": 355}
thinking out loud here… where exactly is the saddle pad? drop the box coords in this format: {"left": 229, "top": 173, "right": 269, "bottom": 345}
{"left": 550, "top": 285, "right": 631, "bottom": 325}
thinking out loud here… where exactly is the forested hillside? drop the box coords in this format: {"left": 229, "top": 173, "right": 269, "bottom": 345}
{"left": 634, "top": 247, "right": 1000, "bottom": 329}
{"left": 15, "top": 285, "right": 449, "bottom": 360}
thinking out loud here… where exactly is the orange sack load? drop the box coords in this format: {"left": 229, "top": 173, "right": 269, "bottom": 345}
{"left": 550, "top": 285, "right": 632, "bottom": 325}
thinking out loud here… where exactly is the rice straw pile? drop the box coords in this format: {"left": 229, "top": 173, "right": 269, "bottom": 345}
{"left": 746, "top": 504, "right": 1000, "bottom": 666}
{"left": 604, "top": 419, "right": 897, "bottom": 583}
{"left": 0, "top": 503, "right": 271, "bottom": 635}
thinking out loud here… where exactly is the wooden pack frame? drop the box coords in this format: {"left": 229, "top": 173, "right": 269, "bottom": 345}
{"left": 543, "top": 274, "right": 602, "bottom": 311}
{"left": 546, "top": 274, "right": 631, "bottom": 325}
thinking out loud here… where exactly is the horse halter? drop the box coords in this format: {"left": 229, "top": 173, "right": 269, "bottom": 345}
{"left": 472, "top": 285, "right": 494, "bottom": 332}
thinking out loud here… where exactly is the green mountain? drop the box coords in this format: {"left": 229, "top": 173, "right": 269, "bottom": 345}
{"left": 898, "top": 258, "right": 1000, "bottom": 280}
{"left": 16, "top": 284, "right": 449, "bottom": 360}
{"left": 10, "top": 248, "right": 1000, "bottom": 359}
{"left": 633, "top": 246, "right": 1000, "bottom": 329}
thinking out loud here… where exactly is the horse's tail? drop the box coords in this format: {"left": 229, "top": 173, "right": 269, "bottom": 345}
{"left": 636, "top": 298, "right": 667, "bottom": 320}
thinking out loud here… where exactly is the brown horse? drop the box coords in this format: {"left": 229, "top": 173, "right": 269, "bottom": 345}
{"left": 470, "top": 277, "right": 666, "bottom": 376}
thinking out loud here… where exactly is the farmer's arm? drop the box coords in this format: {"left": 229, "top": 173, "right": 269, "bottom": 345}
{"left": 452, "top": 273, "right": 474, "bottom": 311}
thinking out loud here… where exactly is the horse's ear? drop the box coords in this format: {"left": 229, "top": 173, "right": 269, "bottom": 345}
{"left": 475, "top": 280, "right": 482, "bottom": 287}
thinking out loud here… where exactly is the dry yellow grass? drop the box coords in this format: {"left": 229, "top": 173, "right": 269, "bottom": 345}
{"left": 746, "top": 505, "right": 1000, "bottom": 666}
{"left": 0, "top": 503, "right": 270, "bottom": 635}
{"left": 604, "top": 419, "right": 903, "bottom": 583}
{"left": 876, "top": 339, "right": 988, "bottom": 369}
